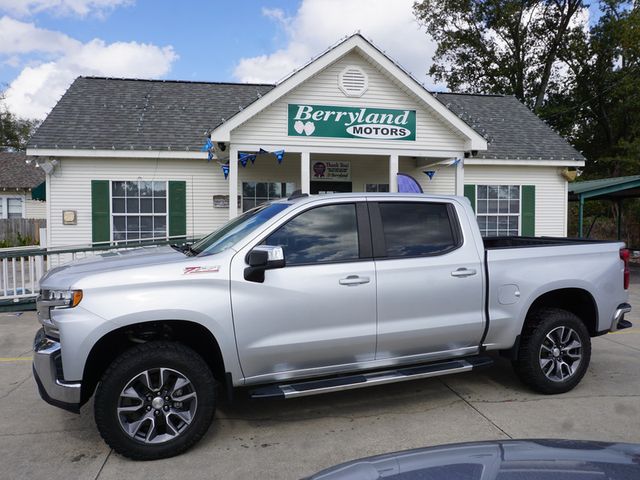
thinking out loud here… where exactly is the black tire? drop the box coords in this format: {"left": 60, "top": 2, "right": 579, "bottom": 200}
{"left": 94, "top": 341, "right": 216, "bottom": 460}
{"left": 512, "top": 308, "right": 591, "bottom": 394}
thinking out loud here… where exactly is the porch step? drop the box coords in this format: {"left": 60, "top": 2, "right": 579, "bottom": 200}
{"left": 249, "top": 355, "right": 493, "bottom": 399}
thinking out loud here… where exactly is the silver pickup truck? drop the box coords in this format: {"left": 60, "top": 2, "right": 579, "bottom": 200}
{"left": 33, "top": 192, "right": 632, "bottom": 460}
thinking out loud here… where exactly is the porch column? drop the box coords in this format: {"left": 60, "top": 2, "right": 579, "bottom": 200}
{"left": 389, "top": 153, "right": 399, "bottom": 192}
{"left": 229, "top": 146, "right": 238, "bottom": 219}
{"left": 300, "top": 151, "right": 310, "bottom": 194}
{"left": 455, "top": 156, "right": 464, "bottom": 196}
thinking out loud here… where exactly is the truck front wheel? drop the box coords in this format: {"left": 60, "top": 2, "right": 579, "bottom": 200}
{"left": 513, "top": 308, "right": 591, "bottom": 394}
{"left": 94, "top": 341, "right": 216, "bottom": 460}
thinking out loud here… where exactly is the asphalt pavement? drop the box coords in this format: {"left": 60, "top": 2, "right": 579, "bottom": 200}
{"left": 1, "top": 280, "right": 639, "bottom": 479}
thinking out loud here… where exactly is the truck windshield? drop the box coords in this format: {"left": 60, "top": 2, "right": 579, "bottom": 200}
{"left": 191, "top": 203, "right": 290, "bottom": 256}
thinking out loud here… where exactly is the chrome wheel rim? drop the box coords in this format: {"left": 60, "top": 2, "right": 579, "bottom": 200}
{"left": 539, "top": 326, "right": 582, "bottom": 382}
{"left": 117, "top": 367, "right": 197, "bottom": 444}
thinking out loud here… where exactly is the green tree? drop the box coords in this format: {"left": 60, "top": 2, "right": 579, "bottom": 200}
{"left": 413, "top": 0, "right": 587, "bottom": 110}
{"left": 0, "top": 89, "right": 40, "bottom": 151}
{"left": 543, "top": 1, "right": 640, "bottom": 178}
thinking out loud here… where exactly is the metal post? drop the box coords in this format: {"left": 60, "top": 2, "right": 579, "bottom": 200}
{"left": 617, "top": 199, "right": 623, "bottom": 241}
{"left": 578, "top": 195, "right": 584, "bottom": 238}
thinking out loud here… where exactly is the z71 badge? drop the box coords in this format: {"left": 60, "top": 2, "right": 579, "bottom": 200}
{"left": 183, "top": 265, "right": 220, "bottom": 275}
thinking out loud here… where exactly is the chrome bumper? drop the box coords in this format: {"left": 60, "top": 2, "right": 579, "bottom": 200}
{"left": 610, "top": 303, "right": 633, "bottom": 332}
{"left": 32, "top": 328, "right": 81, "bottom": 413}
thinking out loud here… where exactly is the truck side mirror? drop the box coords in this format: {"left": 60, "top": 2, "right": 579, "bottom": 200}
{"left": 244, "top": 245, "right": 285, "bottom": 282}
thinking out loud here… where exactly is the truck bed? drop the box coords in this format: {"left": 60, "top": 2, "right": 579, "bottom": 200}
{"left": 482, "top": 236, "right": 609, "bottom": 250}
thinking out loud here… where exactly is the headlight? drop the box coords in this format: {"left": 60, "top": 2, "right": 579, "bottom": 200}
{"left": 45, "top": 289, "right": 83, "bottom": 308}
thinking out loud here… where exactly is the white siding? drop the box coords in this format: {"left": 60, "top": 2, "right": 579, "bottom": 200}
{"left": 25, "top": 198, "right": 46, "bottom": 219}
{"left": 237, "top": 153, "right": 301, "bottom": 190}
{"left": 231, "top": 51, "right": 467, "bottom": 153}
{"left": 48, "top": 157, "right": 228, "bottom": 248}
{"left": 465, "top": 165, "right": 567, "bottom": 236}
{"left": 399, "top": 158, "right": 456, "bottom": 195}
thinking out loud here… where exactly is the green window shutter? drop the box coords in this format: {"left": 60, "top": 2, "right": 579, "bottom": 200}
{"left": 91, "top": 180, "right": 110, "bottom": 245}
{"left": 464, "top": 184, "right": 476, "bottom": 213}
{"left": 168, "top": 180, "right": 187, "bottom": 239}
{"left": 521, "top": 185, "right": 536, "bottom": 236}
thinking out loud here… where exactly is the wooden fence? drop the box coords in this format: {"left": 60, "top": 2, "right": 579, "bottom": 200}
{"left": 0, "top": 218, "right": 46, "bottom": 246}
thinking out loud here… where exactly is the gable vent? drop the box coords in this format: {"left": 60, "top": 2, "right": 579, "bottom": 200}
{"left": 338, "top": 66, "right": 368, "bottom": 97}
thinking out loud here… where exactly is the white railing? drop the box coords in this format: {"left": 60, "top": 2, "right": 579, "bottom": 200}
{"left": 0, "top": 236, "right": 198, "bottom": 305}
{"left": 0, "top": 248, "right": 45, "bottom": 300}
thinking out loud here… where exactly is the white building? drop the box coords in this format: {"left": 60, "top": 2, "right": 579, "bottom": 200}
{"left": 0, "top": 152, "right": 46, "bottom": 221}
{"left": 27, "top": 35, "right": 584, "bottom": 248}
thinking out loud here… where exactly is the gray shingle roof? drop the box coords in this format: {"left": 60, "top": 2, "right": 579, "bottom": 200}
{"left": 28, "top": 76, "right": 584, "bottom": 162}
{"left": 29, "top": 77, "right": 275, "bottom": 151}
{"left": 434, "top": 92, "right": 585, "bottom": 161}
{"left": 0, "top": 151, "right": 45, "bottom": 189}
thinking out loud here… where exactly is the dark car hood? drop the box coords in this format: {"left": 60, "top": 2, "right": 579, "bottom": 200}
{"left": 307, "top": 440, "right": 640, "bottom": 480}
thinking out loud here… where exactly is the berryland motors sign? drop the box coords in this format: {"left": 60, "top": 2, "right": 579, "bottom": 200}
{"left": 288, "top": 104, "right": 416, "bottom": 141}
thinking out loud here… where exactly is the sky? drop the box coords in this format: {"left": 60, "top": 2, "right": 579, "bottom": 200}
{"left": 0, "top": 0, "right": 438, "bottom": 120}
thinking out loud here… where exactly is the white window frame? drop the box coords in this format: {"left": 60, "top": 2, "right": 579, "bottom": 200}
{"left": 109, "top": 180, "right": 169, "bottom": 244}
{"left": 475, "top": 185, "right": 522, "bottom": 237}
{"left": 241, "top": 181, "right": 295, "bottom": 212}
{"left": 364, "top": 183, "right": 390, "bottom": 193}
{"left": 0, "top": 195, "right": 26, "bottom": 219}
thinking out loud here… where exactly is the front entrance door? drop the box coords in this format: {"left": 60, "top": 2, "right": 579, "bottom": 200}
{"left": 310, "top": 181, "right": 352, "bottom": 194}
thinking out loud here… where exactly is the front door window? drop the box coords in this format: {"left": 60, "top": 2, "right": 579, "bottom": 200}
{"left": 263, "top": 203, "right": 359, "bottom": 265}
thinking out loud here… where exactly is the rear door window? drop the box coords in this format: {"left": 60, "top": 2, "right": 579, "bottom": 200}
{"left": 377, "top": 202, "right": 459, "bottom": 258}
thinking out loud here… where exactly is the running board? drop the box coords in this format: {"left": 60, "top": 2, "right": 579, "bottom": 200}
{"left": 249, "top": 355, "right": 493, "bottom": 399}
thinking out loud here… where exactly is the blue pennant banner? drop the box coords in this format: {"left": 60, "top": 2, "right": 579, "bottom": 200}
{"left": 424, "top": 170, "right": 436, "bottom": 180}
{"left": 221, "top": 164, "right": 229, "bottom": 179}
{"left": 238, "top": 153, "right": 257, "bottom": 167}
{"left": 273, "top": 149, "right": 285, "bottom": 164}
{"left": 201, "top": 138, "right": 213, "bottom": 152}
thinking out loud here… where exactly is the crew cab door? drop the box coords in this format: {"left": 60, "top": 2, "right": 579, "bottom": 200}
{"left": 370, "top": 200, "right": 485, "bottom": 361}
{"left": 230, "top": 201, "right": 376, "bottom": 381}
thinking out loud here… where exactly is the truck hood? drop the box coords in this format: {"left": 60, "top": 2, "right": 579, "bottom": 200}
{"left": 40, "top": 246, "right": 186, "bottom": 289}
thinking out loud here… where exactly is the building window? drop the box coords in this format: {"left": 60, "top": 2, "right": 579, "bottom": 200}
{"left": 242, "top": 182, "right": 295, "bottom": 212}
{"left": 111, "top": 181, "right": 167, "bottom": 242}
{"left": 476, "top": 185, "right": 520, "bottom": 237}
{"left": 365, "top": 183, "right": 389, "bottom": 192}
{"left": 0, "top": 197, "right": 24, "bottom": 219}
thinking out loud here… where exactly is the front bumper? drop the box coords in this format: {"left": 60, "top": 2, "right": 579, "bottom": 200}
{"left": 32, "top": 328, "right": 81, "bottom": 413}
{"left": 610, "top": 303, "right": 633, "bottom": 332}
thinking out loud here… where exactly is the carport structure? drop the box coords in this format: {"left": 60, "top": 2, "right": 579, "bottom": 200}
{"left": 569, "top": 175, "right": 640, "bottom": 239}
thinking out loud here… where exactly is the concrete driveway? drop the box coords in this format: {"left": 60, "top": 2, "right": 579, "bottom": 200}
{"left": 2, "top": 285, "right": 640, "bottom": 480}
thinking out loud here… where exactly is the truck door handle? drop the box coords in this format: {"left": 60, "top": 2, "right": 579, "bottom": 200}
{"left": 451, "top": 268, "right": 477, "bottom": 278}
{"left": 339, "top": 275, "right": 370, "bottom": 286}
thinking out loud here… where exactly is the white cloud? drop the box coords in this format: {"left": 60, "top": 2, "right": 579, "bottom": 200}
{"left": 2, "top": 17, "right": 177, "bottom": 118}
{"left": 0, "top": 16, "right": 79, "bottom": 54}
{"left": 233, "top": 0, "right": 439, "bottom": 88}
{"left": 0, "top": 0, "right": 132, "bottom": 17}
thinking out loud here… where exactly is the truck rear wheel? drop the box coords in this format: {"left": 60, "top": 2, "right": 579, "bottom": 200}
{"left": 94, "top": 341, "right": 216, "bottom": 460}
{"left": 512, "top": 308, "right": 591, "bottom": 394}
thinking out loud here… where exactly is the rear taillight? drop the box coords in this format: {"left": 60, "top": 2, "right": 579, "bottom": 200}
{"left": 620, "top": 248, "right": 630, "bottom": 290}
